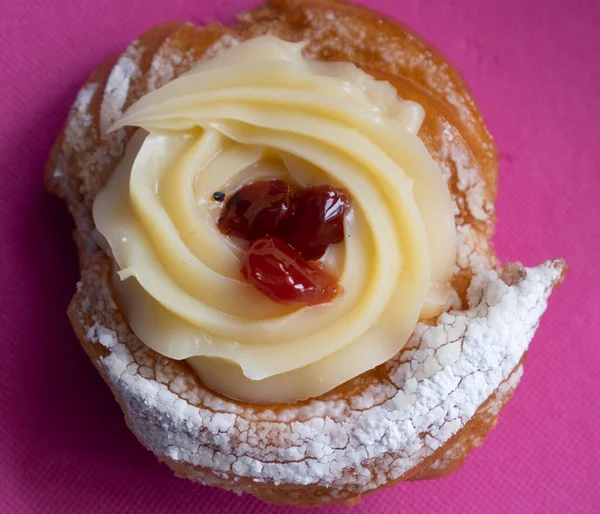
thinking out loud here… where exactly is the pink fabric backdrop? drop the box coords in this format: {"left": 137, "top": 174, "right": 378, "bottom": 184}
{"left": 1, "top": 0, "right": 598, "bottom": 512}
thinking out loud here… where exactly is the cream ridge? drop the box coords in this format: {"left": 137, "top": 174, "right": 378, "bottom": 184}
{"left": 92, "top": 35, "right": 457, "bottom": 403}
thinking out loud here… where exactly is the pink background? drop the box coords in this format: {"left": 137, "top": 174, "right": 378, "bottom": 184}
{"left": 1, "top": 0, "right": 599, "bottom": 512}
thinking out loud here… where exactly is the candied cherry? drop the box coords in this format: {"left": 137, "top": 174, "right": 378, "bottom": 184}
{"left": 242, "top": 236, "right": 339, "bottom": 306}
{"left": 279, "top": 185, "right": 350, "bottom": 260}
{"left": 217, "top": 180, "right": 292, "bottom": 240}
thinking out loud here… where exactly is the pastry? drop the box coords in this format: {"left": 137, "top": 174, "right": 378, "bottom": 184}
{"left": 45, "top": 0, "right": 566, "bottom": 506}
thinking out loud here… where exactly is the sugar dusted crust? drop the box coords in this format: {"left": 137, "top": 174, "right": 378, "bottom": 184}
{"left": 45, "top": 0, "right": 566, "bottom": 506}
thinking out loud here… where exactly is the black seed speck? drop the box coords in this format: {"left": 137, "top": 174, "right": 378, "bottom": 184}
{"left": 213, "top": 191, "right": 226, "bottom": 202}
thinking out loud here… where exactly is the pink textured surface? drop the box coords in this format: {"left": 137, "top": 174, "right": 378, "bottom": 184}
{"left": 1, "top": 0, "right": 598, "bottom": 512}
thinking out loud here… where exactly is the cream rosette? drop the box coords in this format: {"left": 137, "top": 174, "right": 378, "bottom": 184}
{"left": 93, "top": 36, "right": 456, "bottom": 403}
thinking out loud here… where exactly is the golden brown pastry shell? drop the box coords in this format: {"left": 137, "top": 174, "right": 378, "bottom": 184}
{"left": 45, "top": 0, "right": 565, "bottom": 506}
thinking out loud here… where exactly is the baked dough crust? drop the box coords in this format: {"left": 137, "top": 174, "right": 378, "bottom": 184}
{"left": 45, "top": 0, "right": 565, "bottom": 506}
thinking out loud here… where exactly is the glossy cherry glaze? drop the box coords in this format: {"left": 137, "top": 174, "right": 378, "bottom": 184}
{"left": 279, "top": 185, "right": 350, "bottom": 260}
{"left": 217, "top": 180, "right": 292, "bottom": 240}
{"left": 242, "top": 237, "right": 339, "bottom": 306}
{"left": 218, "top": 180, "right": 351, "bottom": 305}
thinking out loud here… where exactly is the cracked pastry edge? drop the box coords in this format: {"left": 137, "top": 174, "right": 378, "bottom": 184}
{"left": 72, "top": 256, "right": 565, "bottom": 497}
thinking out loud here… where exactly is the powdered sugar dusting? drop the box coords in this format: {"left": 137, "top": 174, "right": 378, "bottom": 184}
{"left": 456, "top": 224, "right": 490, "bottom": 270}
{"left": 198, "top": 34, "right": 239, "bottom": 63}
{"left": 439, "top": 124, "right": 492, "bottom": 223}
{"left": 82, "top": 260, "right": 562, "bottom": 495}
{"left": 86, "top": 322, "right": 118, "bottom": 349}
{"left": 426, "top": 363, "right": 522, "bottom": 473}
{"left": 100, "top": 45, "right": 141, "bottom": 133}
{"left": 74, "top": 83, "right": 97, "bottom": 119}
{"left": 146, "top": 34, "right": 239, "bottom": 91}
{"left": 63, "top": 83, "right": 97, "bottom": 160}
{"left": 53, "top": 84, "right": 98, "bottom": 181}
{"left": 147, "top": 49, "right": 194, "bottom": 91}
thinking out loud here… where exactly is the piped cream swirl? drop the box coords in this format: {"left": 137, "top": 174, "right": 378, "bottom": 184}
{"left": 93, "top": 36, "right": 456, "bottom": 403}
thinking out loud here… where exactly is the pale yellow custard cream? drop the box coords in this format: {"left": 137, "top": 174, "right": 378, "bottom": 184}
{"left": 93, "top": 36, "right": 457, "bottom": 404}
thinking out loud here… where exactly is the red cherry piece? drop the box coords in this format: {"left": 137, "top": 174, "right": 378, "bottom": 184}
{"left": 279, "top": 185, "right": 350, "bottom": 260}
{"left": 242, "top": 236, "right": 339, "bottom": 306}
{"left": 217, "top": 180, "right": 292, "bottom": 240}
